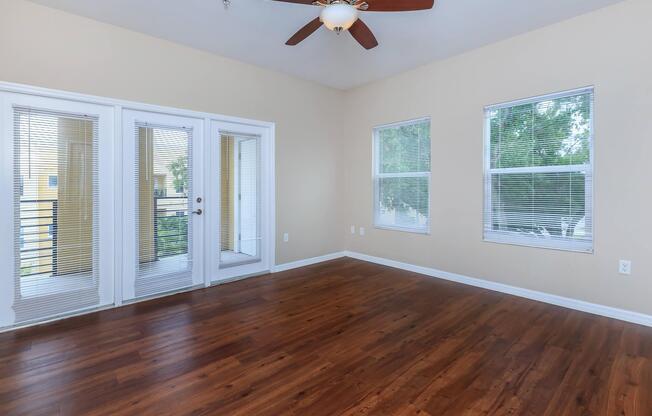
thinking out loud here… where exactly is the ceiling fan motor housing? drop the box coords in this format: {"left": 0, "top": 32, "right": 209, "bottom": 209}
{"left": 319, "top": 2, "right": 360, "bottom": 32}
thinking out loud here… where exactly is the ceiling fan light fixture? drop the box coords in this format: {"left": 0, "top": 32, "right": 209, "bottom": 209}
{"left": 320, "top": 3, "right": 359, "bottom": 32}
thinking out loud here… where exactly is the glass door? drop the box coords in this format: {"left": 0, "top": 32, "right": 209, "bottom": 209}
{"left": 209, "top": 121, "right": 271, "bottom": 282}
{"left": 219, "top": 134, "right": 261, "bottom": 267}
{"left": 0, "top": 93, "right": 115, "bottom": 327}
{"left": 122, "top": 110, "right": 204, "bottom": 301}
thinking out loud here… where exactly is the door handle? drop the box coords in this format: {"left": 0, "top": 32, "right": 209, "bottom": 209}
{"left": 192, "top": 209, "right": 203, "bottom": 215}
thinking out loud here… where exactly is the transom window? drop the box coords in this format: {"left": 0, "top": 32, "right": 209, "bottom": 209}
{"left": 484, "top": 88, "right": 594, "bottom": 252}
{"left": 373, "top": 118, "right": 431, "bottom": 234}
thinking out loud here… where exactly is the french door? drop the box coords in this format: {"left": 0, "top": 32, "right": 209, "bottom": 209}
{"left": 209, "top": 121, "right": 272, "bottom": 282}
{"left": 0, "top": 84, "right": 274, "bottom": 329}
{"left": 0, "top": 93, "right": 115, "bottom": 327}
{"left": 121, "top": 110, "right": 205, "bottom": 301}
{"left": 122, "top": 115, "right": 272, "bottom": 298}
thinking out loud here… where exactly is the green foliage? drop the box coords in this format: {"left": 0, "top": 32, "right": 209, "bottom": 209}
{"left": 378, "top": 121, "right": 431, "bottom": 220}
{"left": 490, "top": 94, "right": 591, "bottom": 168}
{"left": 490, "top": 93, "right": 592, "bottom": 237}
{"left": 160, "top": 155, "right": 189, "bottom": 257}
{"left": 168, "top": 156, "right": 188, "bottom": 195}
{"left": 379, "top": 122, "right": 430, "bottom": 174}
{"left": 156, "top": 215, "right": 188, "bottom": 258}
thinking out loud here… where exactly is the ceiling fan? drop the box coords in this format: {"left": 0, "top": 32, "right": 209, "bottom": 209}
{"left": 275, "top": 0, "right": 435, "bottom": 50}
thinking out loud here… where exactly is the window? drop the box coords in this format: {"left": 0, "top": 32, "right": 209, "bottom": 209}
{"left": 15, "top": 108, "right": 97, "bottom": 284}
{"left": 373, "top": 118, "right": 431, "bottom": 233}
{"left": 135, "top": 123, "right": 192, "bottom": 292}
{"left": 219, "top": 134, "right": 262, "bottom": 268}
{"left": 11, "top": 100, "right": 109, "bottom": 325}
{"left": 484, "top": 88, "right": 594, "bottom": 252}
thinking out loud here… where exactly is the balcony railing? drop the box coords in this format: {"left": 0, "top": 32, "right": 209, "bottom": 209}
{"left": 154, "top": 196, "right": 189, "bottom": 259}
{"left": 19, "top": 199, "right": 57, "bottom": 277}
{"left": 18, "top": 197, "right": 188, "bottom": 277}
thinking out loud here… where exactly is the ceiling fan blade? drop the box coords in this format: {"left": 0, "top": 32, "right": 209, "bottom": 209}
{"left": 348, "top": 19, "right": 378, "bottom": 50}
{"left": 286, "top": 17, "right": 324, "bottom": 46}
{"left": 364, "top": 0, "right": 434, "bottom": 12}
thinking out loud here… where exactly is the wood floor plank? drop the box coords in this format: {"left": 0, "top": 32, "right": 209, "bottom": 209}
{"left": 1, "top": 257, "right": 651, "bottom": 415}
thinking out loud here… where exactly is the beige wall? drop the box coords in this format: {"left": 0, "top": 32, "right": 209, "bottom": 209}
{"left": 0, "top": 0, "right": 345, "bottom": 265}
{"left": 3, "top": 0, "right": 652, "bottom": 317}
{"left": 342, "top": 0, "right": 652, "bottom": 315}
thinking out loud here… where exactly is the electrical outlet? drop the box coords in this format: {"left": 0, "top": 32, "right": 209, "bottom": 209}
{"left": 619, "top": 260, "right": 632, "bottom": 275}
{"left": 283, "top": 233, "right": 289, "bottom": 243}
{"left": 359, "top": 227, "right": 365, "bottom": 236}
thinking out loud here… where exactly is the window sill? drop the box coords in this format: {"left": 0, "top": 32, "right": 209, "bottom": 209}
{"left": 374, "top": 223, "right": 430, "bottom": 235}
{"left": 483, "top": 232, "right": 593, "bottom": 254}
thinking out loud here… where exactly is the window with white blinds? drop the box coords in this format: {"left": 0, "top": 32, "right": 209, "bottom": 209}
{"left": 374, "top": 118, "right": 431, "bottom": 233}
{"left": 484, "top": 88, "right": 594, "bottom": 252}
{"left": 134, "top": 123, "right": 193, "bottom": 297}
{"left": 13, "top": 107, "right": 100, "bottom": 322}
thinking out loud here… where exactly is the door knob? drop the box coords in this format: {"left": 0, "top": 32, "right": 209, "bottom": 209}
{"left": 192, "top": 209, "right": 203, "bottom": 215}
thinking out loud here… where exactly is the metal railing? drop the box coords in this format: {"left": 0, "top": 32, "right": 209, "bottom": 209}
{"left": 19, "top": 199, "right": 57, "bottom": 277}
{"left": 154, "top": 196, "right": 189, "bottom": 259}
{"left": 18, "top": 197, "right": 188, "bottom": 276}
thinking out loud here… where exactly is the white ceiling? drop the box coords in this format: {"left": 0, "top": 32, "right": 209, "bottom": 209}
{"left": 29, "top": 0, "right": 625, "bottom": 90}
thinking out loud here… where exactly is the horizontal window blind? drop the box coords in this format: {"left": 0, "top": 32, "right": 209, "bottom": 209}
{"left": 134, "top": 123, "right": 193, "bottom": 297}
{"left": 484, "top": 88, "right": 594, "bottom": 252}
{"left": 374, "top": 119, "right": 431, "bottom": 233}
{"left": 13, "top": 107, "right": 100, "bottom": 323}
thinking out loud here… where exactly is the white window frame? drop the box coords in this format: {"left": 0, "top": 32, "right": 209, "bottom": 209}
{"left": 373, "top": 117, "right": 431, "bottom": 234}
{"left": 483, "top": 87, "right": 595, "bottom": 253}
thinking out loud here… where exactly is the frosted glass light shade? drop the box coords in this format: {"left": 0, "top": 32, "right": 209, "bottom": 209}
{"left": 320, "top": 3, "right": 359, "bottom": 31}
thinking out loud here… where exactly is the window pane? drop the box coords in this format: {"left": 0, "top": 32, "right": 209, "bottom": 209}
{"left": 378, "top": 121, "right": 430, "bottom": 174}
{"left": 491, "top": 172, "right": 589, "bottom": 240}
{"left": 137, "top": 126, "right": 191, "bottom": 278}
{"left": 15, "top": 108, "right": 97, "bottom": 297}
{"left": 490, "top": 93, "right": 592, "bottom": 169}
{"left": 220, "top": 134, "right": 261, "bottom": 268}
{"left": 378, "top": 176, "right": 429, "bottom": 230}
{"left": 485, "top": 89, "right": 593, "bottom": 251}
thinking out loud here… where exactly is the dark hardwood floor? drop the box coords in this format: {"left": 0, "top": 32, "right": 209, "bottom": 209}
{"left": 1, "top": 257, "right": 651, "bottom": 415}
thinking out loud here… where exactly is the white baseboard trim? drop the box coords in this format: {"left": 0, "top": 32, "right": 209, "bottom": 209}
{"left": 343, "top": 251, "right": 652, "bottom": 328}
{"left": 272, "top": 251, "right": 347, "bottom": 273}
